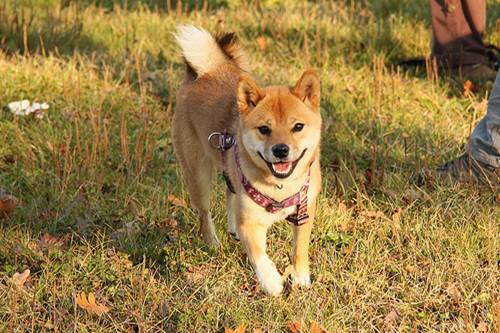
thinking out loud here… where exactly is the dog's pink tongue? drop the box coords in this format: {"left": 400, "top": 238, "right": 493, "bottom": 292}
{"left": 273, "top": 162, "right": 291, "bottom": 173}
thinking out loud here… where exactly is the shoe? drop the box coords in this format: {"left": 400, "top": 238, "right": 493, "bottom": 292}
{"left": 449, "top": 64, "right": 497, "bottom": 82}
{"left": 412, "top": 153, "right": 500, "bottom": 188}
{"left": 437, "top": 153, "right": 499, "bottom": 187}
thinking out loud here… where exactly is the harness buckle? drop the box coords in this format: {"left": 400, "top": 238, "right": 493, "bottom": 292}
{"left": 266, "top": 202, "right": 284, "bottom": 212}
{"left": 286, "top": 213, "right": 309, "bottom": 226}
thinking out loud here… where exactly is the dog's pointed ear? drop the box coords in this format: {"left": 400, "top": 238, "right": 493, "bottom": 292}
{"left": 292, "top": 69, "right": 320, "bottom": 111}
{"left": 237, "top": 74, "right": 264, "bottom": 113}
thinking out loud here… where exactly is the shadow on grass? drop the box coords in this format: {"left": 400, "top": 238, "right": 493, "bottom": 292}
{"left": 0, "top": 10, "right": 107, "bottom": 57}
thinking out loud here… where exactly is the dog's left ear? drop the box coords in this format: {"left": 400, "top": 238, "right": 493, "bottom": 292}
{"left": 292, "top": 69, "right": 320, "bottom": 111}
{"left": 237, "top": 74, "right": 264, "bottom": 114}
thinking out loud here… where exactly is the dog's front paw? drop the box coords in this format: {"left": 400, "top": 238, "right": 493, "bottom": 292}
{"left": 255, "top": 257, "right": 283, "bottom": 296}
{"left": 291, "top": 270, "right": 311, "bottom": 288}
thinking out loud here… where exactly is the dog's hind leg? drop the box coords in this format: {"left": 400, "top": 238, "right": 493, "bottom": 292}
{"left": 174, "top": 139, "right": 219, "bottom": 246}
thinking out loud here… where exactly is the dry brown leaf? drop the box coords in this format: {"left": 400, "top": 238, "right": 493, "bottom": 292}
{"left": 185, "top": 264, "right": 211, "bottom": 284}
{"left": 310, "top": 321, "right": 328, "bottom": 333}
{"left": 37, "top": 233, "right": 61, "bottom": 251}
{"left": 405, "top": 265, "right": 417, "bottom": 273}
{"left": 0, "top": 194, "right": 18, "bottom": 218}
{"left": 225, "top": 324, "right": 247, "bottom": 333}
{"left": 463, "top": 80, "right": 475, "bottom": 96}
{"left": 75, "top": 292, "right": 111, "bottom": 316}
{"left": 384, "top": 310, "right": 399, "bottom": 326}
{"left": 12, "top": 269, "right": 30, "bottom": 287}
{"left": 337, "top": 202, "right": 348, "bottom": 215}
{"left": 476, "top": 321, "right": 488, "bottom": 332}
{"left": 253, "top": 329, "right": 263, "bottom": 333}
{"left": 445, "top": 283, "right": 462, "bottom": 302}
{"left": 287, "top": 321, "right": 302, "bottom": 333}
{"left": 167, "top": 194, "right": 187, "bottom": 208}
{"left": 163, "top": 218, "right": 178, "bottom": 228}
{"left": 256, "top": 36, "right": 267, "bottom": 50}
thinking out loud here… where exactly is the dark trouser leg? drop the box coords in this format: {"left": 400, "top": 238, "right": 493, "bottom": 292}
{"left": 467, "top": 70, "right": 500, "bottom": 168}
{"left": 430, "top": 0, "right": 489, "bottom": 68}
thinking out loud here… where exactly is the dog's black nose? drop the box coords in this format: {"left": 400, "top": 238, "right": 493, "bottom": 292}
{"left": 272, "top": 144, "right": 289, "bottom": 158}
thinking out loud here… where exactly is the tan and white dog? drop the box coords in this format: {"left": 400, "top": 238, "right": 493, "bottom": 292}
{"left": 172, "top": 25, "right": 322, "bottom": 296}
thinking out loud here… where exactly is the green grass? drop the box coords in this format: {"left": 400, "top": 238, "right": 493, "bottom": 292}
{"left": 0, "top": 0, "right": 499, "bottom": 332}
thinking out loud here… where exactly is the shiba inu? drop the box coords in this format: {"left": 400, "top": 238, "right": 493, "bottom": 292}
{"left": 172, "top": 25, "right": 322, "bottom": 296}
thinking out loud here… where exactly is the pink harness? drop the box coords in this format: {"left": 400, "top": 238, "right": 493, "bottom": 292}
{"left": 209, "top": 131, "right": 310, "bottom": 226}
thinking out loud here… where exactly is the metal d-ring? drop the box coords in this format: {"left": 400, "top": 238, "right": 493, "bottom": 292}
{"left": 208, "top": 132, "right": 223, "bottom": 149}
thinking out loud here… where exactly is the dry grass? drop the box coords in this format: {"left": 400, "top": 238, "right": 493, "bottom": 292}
{"left": 0, "top": 0, "right": 499, "bottom": 332}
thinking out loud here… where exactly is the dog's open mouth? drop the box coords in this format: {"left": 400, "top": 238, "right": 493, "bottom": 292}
{"left": 258, "top": 149, "right": 307, "bottom": 179}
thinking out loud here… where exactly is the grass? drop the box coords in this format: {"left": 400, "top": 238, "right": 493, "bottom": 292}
{"left": 0, "top": 0, "right": 499, "bottom": 331}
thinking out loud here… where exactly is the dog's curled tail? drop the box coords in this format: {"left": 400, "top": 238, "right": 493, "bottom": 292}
{"left": 175, "top": 25, "right": 248, "bottom": 77}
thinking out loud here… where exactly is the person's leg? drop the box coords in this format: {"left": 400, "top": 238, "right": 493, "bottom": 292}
{"left": 430, "top": 0, "right": 496, "bottom": 80}
{"left": 432, "top": 70, "right": 500, "bottom": 187}
{"left": 467, "top": 70, "right": 500, "bottom": 168}
{"left": 430, "top": 0, "right": 488, "bottom": 67}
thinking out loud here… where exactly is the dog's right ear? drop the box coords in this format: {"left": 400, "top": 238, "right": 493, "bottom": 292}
{"left": 237, "top": 75, "right": 264, "bottom": 113}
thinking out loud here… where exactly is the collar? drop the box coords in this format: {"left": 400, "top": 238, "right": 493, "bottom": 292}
{"left": 234, "top": 142, "right": 310, "bottom": 225}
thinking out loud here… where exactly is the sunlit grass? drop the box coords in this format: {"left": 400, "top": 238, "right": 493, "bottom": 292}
{"left": 0, "top": 0, "right": 499, "bottom": 332}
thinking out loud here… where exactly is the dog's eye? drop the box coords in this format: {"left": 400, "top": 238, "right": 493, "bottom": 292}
{"left": 258, "top": 125, "right": 271, "bottom": 136}
{"left": 292, "top": 123, "right": 304, "bottom": 132}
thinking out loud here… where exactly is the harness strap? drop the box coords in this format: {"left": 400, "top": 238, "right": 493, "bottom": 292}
{"left": 208, "top": 131, "right": 310, "bottom": 226}
{"left": 234, "top": 143, "right": 310, "bottom": 226}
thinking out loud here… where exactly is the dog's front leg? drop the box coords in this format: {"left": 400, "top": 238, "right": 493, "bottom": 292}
{"left": 239, "top": 221, "right": 283, "bottom": 296}
{"left": 291, "top": 201, "right": 315, "bottom": 288}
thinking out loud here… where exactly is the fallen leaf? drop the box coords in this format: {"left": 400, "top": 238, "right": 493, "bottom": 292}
{"left": 463, "top": 80, "right": 474, "bottom": 96}
{"left": 0, "top": 194, "right": 18, "bottom": 217}
{"left": 12, "top": 269, "right": 30, "bottom": 287}
{"left": 256, "top": 36, "right": 267, "bottom": 50}
{"left": 75, "top": 292, "right": 111, "bottom": 316}
{"left": 384, "top": 310, "right": 399, "bottom": 326}
{"left": 185, "top": 265, "right": 211, "bottom": 284}
{"left": 405, "top": 265, "right": 417, "bottom": 273}
{"left": 225, "top": 324, "right": 247, "bottom": 333}
{"left": 253, "top": 329, "right": 263, "bottom": 333}
{"left": 163, "top": 218, "right": 178, "bottom": 228}
{"left": 476, "top": 321, "right": 488, "bottom": 332}
{"left": 310, "top": 321, "right": 328, "bottom": 333}
{"left": 341, "top": 242, "right": 355, "bottom": 255}
{"left": 36, "top": 233, "right": 61, "bottom": 251}
{"left": 337, "top": 202, "right": 348, "bottom": 215}
{"left": 167, "top": 194, "right": 187, "bottom": 208}
{"left": 445, "top": 283, "right": 462, "bottom": 302}
{"left": 287, "top": 321, "right": 302, "bottom": 333}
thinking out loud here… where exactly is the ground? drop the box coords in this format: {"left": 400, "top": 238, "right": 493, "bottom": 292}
{"left": 0, "top": 0, "right": 499, "bottom": 332}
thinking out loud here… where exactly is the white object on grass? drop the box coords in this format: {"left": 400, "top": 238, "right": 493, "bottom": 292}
{"left": 7, "top": 100, "right": 50, "bottom": 118}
